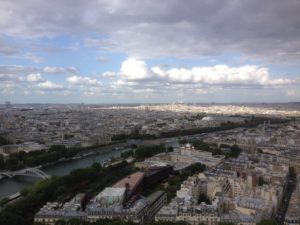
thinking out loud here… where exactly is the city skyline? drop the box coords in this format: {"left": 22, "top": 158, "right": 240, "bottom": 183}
{"left": 1, "top": 0, "right": 300, "bottom": 103}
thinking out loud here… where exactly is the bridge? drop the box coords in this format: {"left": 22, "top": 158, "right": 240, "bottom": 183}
{"left": 0, "top": 168, "right": 50, "bottom": 180}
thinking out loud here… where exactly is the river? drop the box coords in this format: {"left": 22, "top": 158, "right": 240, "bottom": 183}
{"left": 0, "top": 147, "right": 122, "bottom": 199}
{"left": 0, "top": 137, "right": 182, "bottom": 199}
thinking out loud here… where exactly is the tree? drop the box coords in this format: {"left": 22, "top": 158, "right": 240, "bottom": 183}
{"left": 0, "top": 161, "right": 136, "bottom": 225}
{"left": 91, "top": 162, "right": 102, "bottom": 172}
{"left": 135, "top": 144, "right": 166, "bottom": 160}
{"left": 257, "top": 219, "right": 277, "bottom": 225}
{"left": 0, "top": 197, "right": 9, "bottom": 207}
{"left": 167, "top": 146, "right": 174, "bottom": 152}
{"left": 230, "top": 144, "right": 242, "bottom": 158}
{"left": 55, "top": 220, "right": 67, "bottom": 225}
{"left": 67, "top": 218, "right": 82, "bottom": 225}
{"left": 0, "top": 154, "right": 4, "bottom": 169}
{"left": 149, "top": 221, "right": 188, "bottom": 225}
{"left": 121, "top": 150, "right": 134, "bottom": 159}
{"left": 219, "top": 223, "right": 235, "bottom": 225}
{"left": 131, "top": 144, "right": 137, "bottom": 148}
{"left": 179, "top": 138, "right": 188, "bottom": 144}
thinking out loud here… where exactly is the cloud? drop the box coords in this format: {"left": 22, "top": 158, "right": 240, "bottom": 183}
{"left": 43, "top": 66, "right": 79, "bottom": 74}
{"left": 0, "top": 73, "right": 23, "bottom": 82}
{"left": 0, "top": 65, "right": 71, "bottom": 95}
{"left": 102, "top": 71, "right": 117, "bottom": 78}
{"left": 37, "top": 81, "right": 64, "bottom": 90}
{"left": 0, "top": 0, "right": 299, "bottom": 62}
{"left": 0, "top": 37, "right": 19, "bottom": 56}
{"left": 104, "top": 58, "right": 294, "bottom": 88}
{"left": 287, "top": 89, "right": 300, "bottom": 98}
{"left": 0, "top": 65, "right": 38, "bottom": 75}
{"left": 82, "top": 87, "right": 102, "bottom": 96}
{"left": 27, "top": 73, "right": 42, "bottom": 82}
{"left": 120, "top": 58, "right": 151, "bottom": 80}
{"left": 0, "top": 83, "right": 18, "bottom": 95}
{"left": 66, "top": 75, "right": 102, "bottom": 86}
{"left": 0, "top": 65, "right": 79, "bottom": 76}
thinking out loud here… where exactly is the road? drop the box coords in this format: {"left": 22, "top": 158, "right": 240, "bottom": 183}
{"left": 275, "top": 176, "right": 297, "bottom": 225}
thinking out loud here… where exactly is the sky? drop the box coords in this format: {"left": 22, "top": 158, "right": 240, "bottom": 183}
{"left": 0, "top": 0, "right": 300, "bottom": 104}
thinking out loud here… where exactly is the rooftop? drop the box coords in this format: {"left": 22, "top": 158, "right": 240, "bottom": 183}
{"left": 113, "top": 171, "right": 145, "bottom": 192}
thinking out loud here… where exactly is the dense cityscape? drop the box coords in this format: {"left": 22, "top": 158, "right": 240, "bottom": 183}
{"left": 1, "top": 0, "right": 300, "bottom": 225}
{"left": 0, "top": 103, "right": 299, "bottom": 225}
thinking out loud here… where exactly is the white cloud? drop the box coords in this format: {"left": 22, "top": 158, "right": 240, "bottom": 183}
{"left": 27, "top": 73, "right": 42, "bottom": 82}
{"left": 104, "top": 58, "right": 294, "bottom": 87}
{"left": 0, "top": 73, "right": 19, "bottom": 82}
{"left": 120, "top": 58, "right": 151, "bottom": 80}
{"left": 37, "top": 81, "right": 64, "bottom": 90}
{"left": 43, "top": 66, "right": 79, "bottom": 74}
{"left": 66, "top": 75, "right": 102, "bottom": 87}
{"left": 0, "top": 82, "right": 19, "bottom": 96}
{"left": 102, "top": 71, "right": 117, "bottom": 78}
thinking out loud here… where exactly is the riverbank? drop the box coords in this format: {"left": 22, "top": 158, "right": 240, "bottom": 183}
{"left": 1, "top": 117, "right": 289, "bottom": 200}
{"left": 0, "top": 123, "right": 249, "bottom": 199}
{"left": 38, "top": 142, "right": 127, "bottom": 169}
{"left": 0, "top": 160, "right": 138, "bottom": 225}
{"left": 0, "top": 139, "right": 127, "bottom": 172}
{"left": 0, "top": 146, "right": 124, "bottom": 199}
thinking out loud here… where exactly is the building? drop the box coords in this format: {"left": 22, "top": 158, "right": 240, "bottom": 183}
{"left": 144, "top": 165, "right": 174, "bottom": 188}
{"left": 142, "top": 144, "right": 225, "bottom": 171}
{"left": 177, "top": 203, "right": 219, "bottom": 225}
{"left": 112, "top": 171, "right": 145, "bottom": 199}
{"left": 86, "top": 190, "right": 167, "bottom": 224}
{"left": 34, "top": 194, "right": 87, "bottom": 225}
{"left": 146, "top": 191, "right": 168, "bottom": 221}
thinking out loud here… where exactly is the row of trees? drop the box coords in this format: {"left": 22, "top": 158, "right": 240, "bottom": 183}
{"left": 111, "top": 116, "right": 291, "bottom": 142}
{"left": 187, "top": 140, "right": 242, "bottom": 158}
{"left": 0, "top": 145, "right": 83, "bottom": 170}
{"left": 0, "top": 142, "right": 172, "bottom": 171}
{"left": 161, "top": 116, "right": 291, "bottom": 138}
{"left": 0, "top": 143, "right": 116, "bottom": 171}
{"left": 34, "top": 219, "right": 189, "bottom": 225}
{"left": 120, "top": 144, "right": 173, "bottom": 161}
{"left": 219, "top": 222, "right": 277, "bottom": 225}
{"left": 0, "top": 161, "right": 137, "bottom": 225}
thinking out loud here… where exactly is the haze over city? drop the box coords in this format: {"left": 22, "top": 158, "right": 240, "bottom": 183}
{"left": 1, "top": 1, "right": 300, "bottom": 225}
{"left": 0, "top": 0, "right": 300, "bottom": 104}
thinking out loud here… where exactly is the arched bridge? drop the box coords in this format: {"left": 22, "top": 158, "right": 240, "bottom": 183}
{"left": 0, "top": 168, "right": 50, "bottom": 180}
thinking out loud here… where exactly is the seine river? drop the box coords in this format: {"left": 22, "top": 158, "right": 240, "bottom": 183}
{"left": 0, "top": 147, "right": 122, "bottom": 199}
{"left": 0, "top": 137, "right": 181, "bottom": 199}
